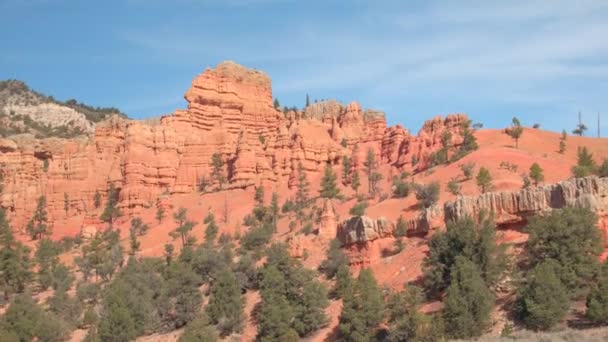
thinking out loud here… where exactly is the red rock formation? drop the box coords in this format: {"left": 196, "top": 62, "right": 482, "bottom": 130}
{"left": 0, "top": 61, "right": 468, "bottom": 239}
{"left": 318, "top": 199, "right": 338, "bottom": 239}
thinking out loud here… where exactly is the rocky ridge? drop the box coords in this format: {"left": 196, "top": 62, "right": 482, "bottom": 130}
{"left": 338, "top": 176, "right": 608, "bottom": 246}
{"left": 0, "top": 79, "right": 126, "bottom": 138}
{"left": 0, "top": 61, "right": 469, "bottom": 235}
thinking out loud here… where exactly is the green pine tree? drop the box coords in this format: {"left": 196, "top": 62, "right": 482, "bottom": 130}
{"left": 476, "top": 167, "right": 493, "bottom": 193}
{"left": 26, "top": 196, "right": 49, "bottom": 240}
{"left": 338, "top": 269, "right": 384, "bottom": 341}
{"left": 211, "top": 152, "right": 226, "bottom": 189}
{"left": 320, "top": 163, "right": 341, "bottom": 199}
{"left": 525, "top": 207, "right": 602, "bottom": 295}
{"left": 342, "top": 156, "right": 352, "bottom": 185}
{"left": 586, "top": 262, "right": 608, "bottom": 324}
{"left": 507, "top": 117, "right": 524, "bottom": 148}
{"left": 206, "top": 267, "right": 244, "bottom": 335}
{"left": 171, "top": 208, "right": 196, "bottom": 247}
{"left": 351, "top": 171, "right": 361, "bottom": 195}
{"left": 529, "top": 162, "right": 545, "bottom": 186}
{"left": 572, "top": 146, "right": 597, "bottom": 177}
{"left": 0, "top": 208, "right": 32, "bottom": 299}
{"left": 203, "top": 212, "right": 219, "bottom": 245}
{"left": 443, "top": 257, "right": 494, "bottom": 339}
{"left": 515, "top": 261, "right": 569, "bottom": 330}
{"left": 100, "top": 184, "right": 121, "bottom": 227}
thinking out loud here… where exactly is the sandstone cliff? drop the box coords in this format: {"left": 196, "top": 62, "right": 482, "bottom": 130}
{"left": 0, "top": 61, "right": 468, "bottom": 236}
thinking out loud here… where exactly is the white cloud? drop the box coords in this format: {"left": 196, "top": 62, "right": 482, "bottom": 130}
{"left": 118, "top": 0, "right": 608, "bottom": 130}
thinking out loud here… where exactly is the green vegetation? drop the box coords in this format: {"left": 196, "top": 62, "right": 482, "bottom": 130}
{"left": 319, "top": 163, "right": 341, "bottom": 199}
{"left": 559, "top": 129, "right": 567, "bottom": 154}
{"left": 460, "top": 162, "right": 475, "bottom": 180}
{"left": 450, "top": 120, "right": 479, "bottom": 162}
{"left": 93, "top": 191, "right": 101, "bottom": 208}
{"left": 349, "top": 200, "right": 368, "bottom": 216}
{"left": 100, "top": 183, "right": 121, "bottom": 227}
{"left": 573, "top": 120, "right": 588, "bottom": 136}
{"left": 0, "top": 293, "right": 69, "bottom": 341}
{"left": 447, "top": 178, "right": 461, "bottom": 195}
{"left": 206, "top": 267, "right": 244, "bottom": 335}
{"left": 294, "top": 162, "right": 311, "bottom": 221}
{"left": 0, "top": 208, "right": 32, "bottom": 299}
{"left": 26, "top": 196, "right": 50, "bottom": 240}
{"left": 364, "top": 148, "right": 382, "bottom": 195}
{"left": 476, "top": 167, "right": 493, "bottom": 193}
{"left": 210, "top": 153, "right": 226, "bottom": 189}
{"left": 341, "top": 156, "right": 352, "bottom": 185}
{"left": 338, "top": 268, "right": 384, "bottom": 341}
{"left": 515, "top": 261, "right": 569, "bottom": 330}
{"left": 171, "top": 207, "right": 196, "bottom": 247}
{"left": 506, "top": 117, "right": 524, "bottom": 148}
{"left": 392, "top": 176, "right": 410, "bottom": 198}
{"left": 525, "top": 207, "right": 602, "bottom": 296}
{"left": 443, "top": 257, "right": 494, "bottom": 339}
{"left": 156, "top": 205, "right": 165, "bottom": 224}
{"left": 351, "top": 171, "right": 361, "bottom": 195}
{"left": 529, "top": 162, "right": 545, "bottom": 186}
{"left": 415, "top": 182, "right": 440, "bottom": 209}
{"left": 424, "top": 214, "right": 506, "bottom": 295}
{"left": 257, "top": 243, "right": 329, "bottom": 340}
{"left": 586, "top": 262, "right": 608, "bottom": 324}
{"left": 572, "top": 146, "right": 598, "bottom": 177}
{"left": 319, "top": 239, "right": 349, "bottom": 279}
{"left": 387, "top": 285, "right": 438, "bottom": 342}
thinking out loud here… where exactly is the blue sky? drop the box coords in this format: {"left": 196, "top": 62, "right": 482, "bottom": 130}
{"left": 1, "top": 0, "right": 607, "bottom": 133}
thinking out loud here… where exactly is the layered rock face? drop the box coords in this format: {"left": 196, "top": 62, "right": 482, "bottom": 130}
{"left": 337, "top": 216, "right": 394, "bottom": 245}
{"left": 444, "top": 176, "right": 608, "bottom": 225}
{"left": 0, "top": 61, "right": 466, "bottom": 236}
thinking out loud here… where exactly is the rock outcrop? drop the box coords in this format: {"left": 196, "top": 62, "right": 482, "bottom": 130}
{"left": 318, "top": 199, "right": 338, "bottom": 239}
{"left": 337, "top": 216, "right": 394, "bottom": 245}
{"left": 0, "top": 61, "right": 468, "bottom": 237}
{"left": 444, "top": 176, "right": 608, "bottom": 225}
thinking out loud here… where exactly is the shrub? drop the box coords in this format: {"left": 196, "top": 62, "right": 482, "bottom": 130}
{"left": 515, "top": 261, "right": 569, "bottom": 330}
{"left": 447, "top": 179, "right": 460, "bottom": 195}
{"left": 598, "top": 159, "right": 608, "bottom": 177}
{"left": 476, "top": 167, "right": 493, "bottom": 193}
{"left": 415, "top": 182, "right": 440, "bottom": 209}
{"left": 394, "top": 216, "right": 407, "bottom": 237}
{"left": 349, "top": 201, "right": 368, "bottom": 217}
{"left": 319, "top": 163, "right": 341, "bottom": 199}
{"left": 460, "top": 162, "right": 475, "bottom": 180}
{"left": 443, "top": 257, "right": 494, "bottom": 339}
{"left": 392, "top": 179, "right": 410, "bottom": 198}
{"left": 506, "top": 117, "right": 524, "bottom": 148}
{"left": 572, "top": 146, "right": 597, "bottom": 178}
{"left": 301, "top": 221, "right": 313, "bottom": 235}
{"left": 529, "top": 162, "right": 545, "bottom": 186}
{"left": 424, "top": 215, "right": 506, "bottom": 295}
{"left": 525, "top": 207, "right": 602, "bottom": 296}
{"left": 319, "top": 239, "right": 349, "bottom": 279}
{"left": 339, "top": 269, "right": 384, "bottom": 341}
{"left": 586, "top": 262, "right": 608, "bottom": 324}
